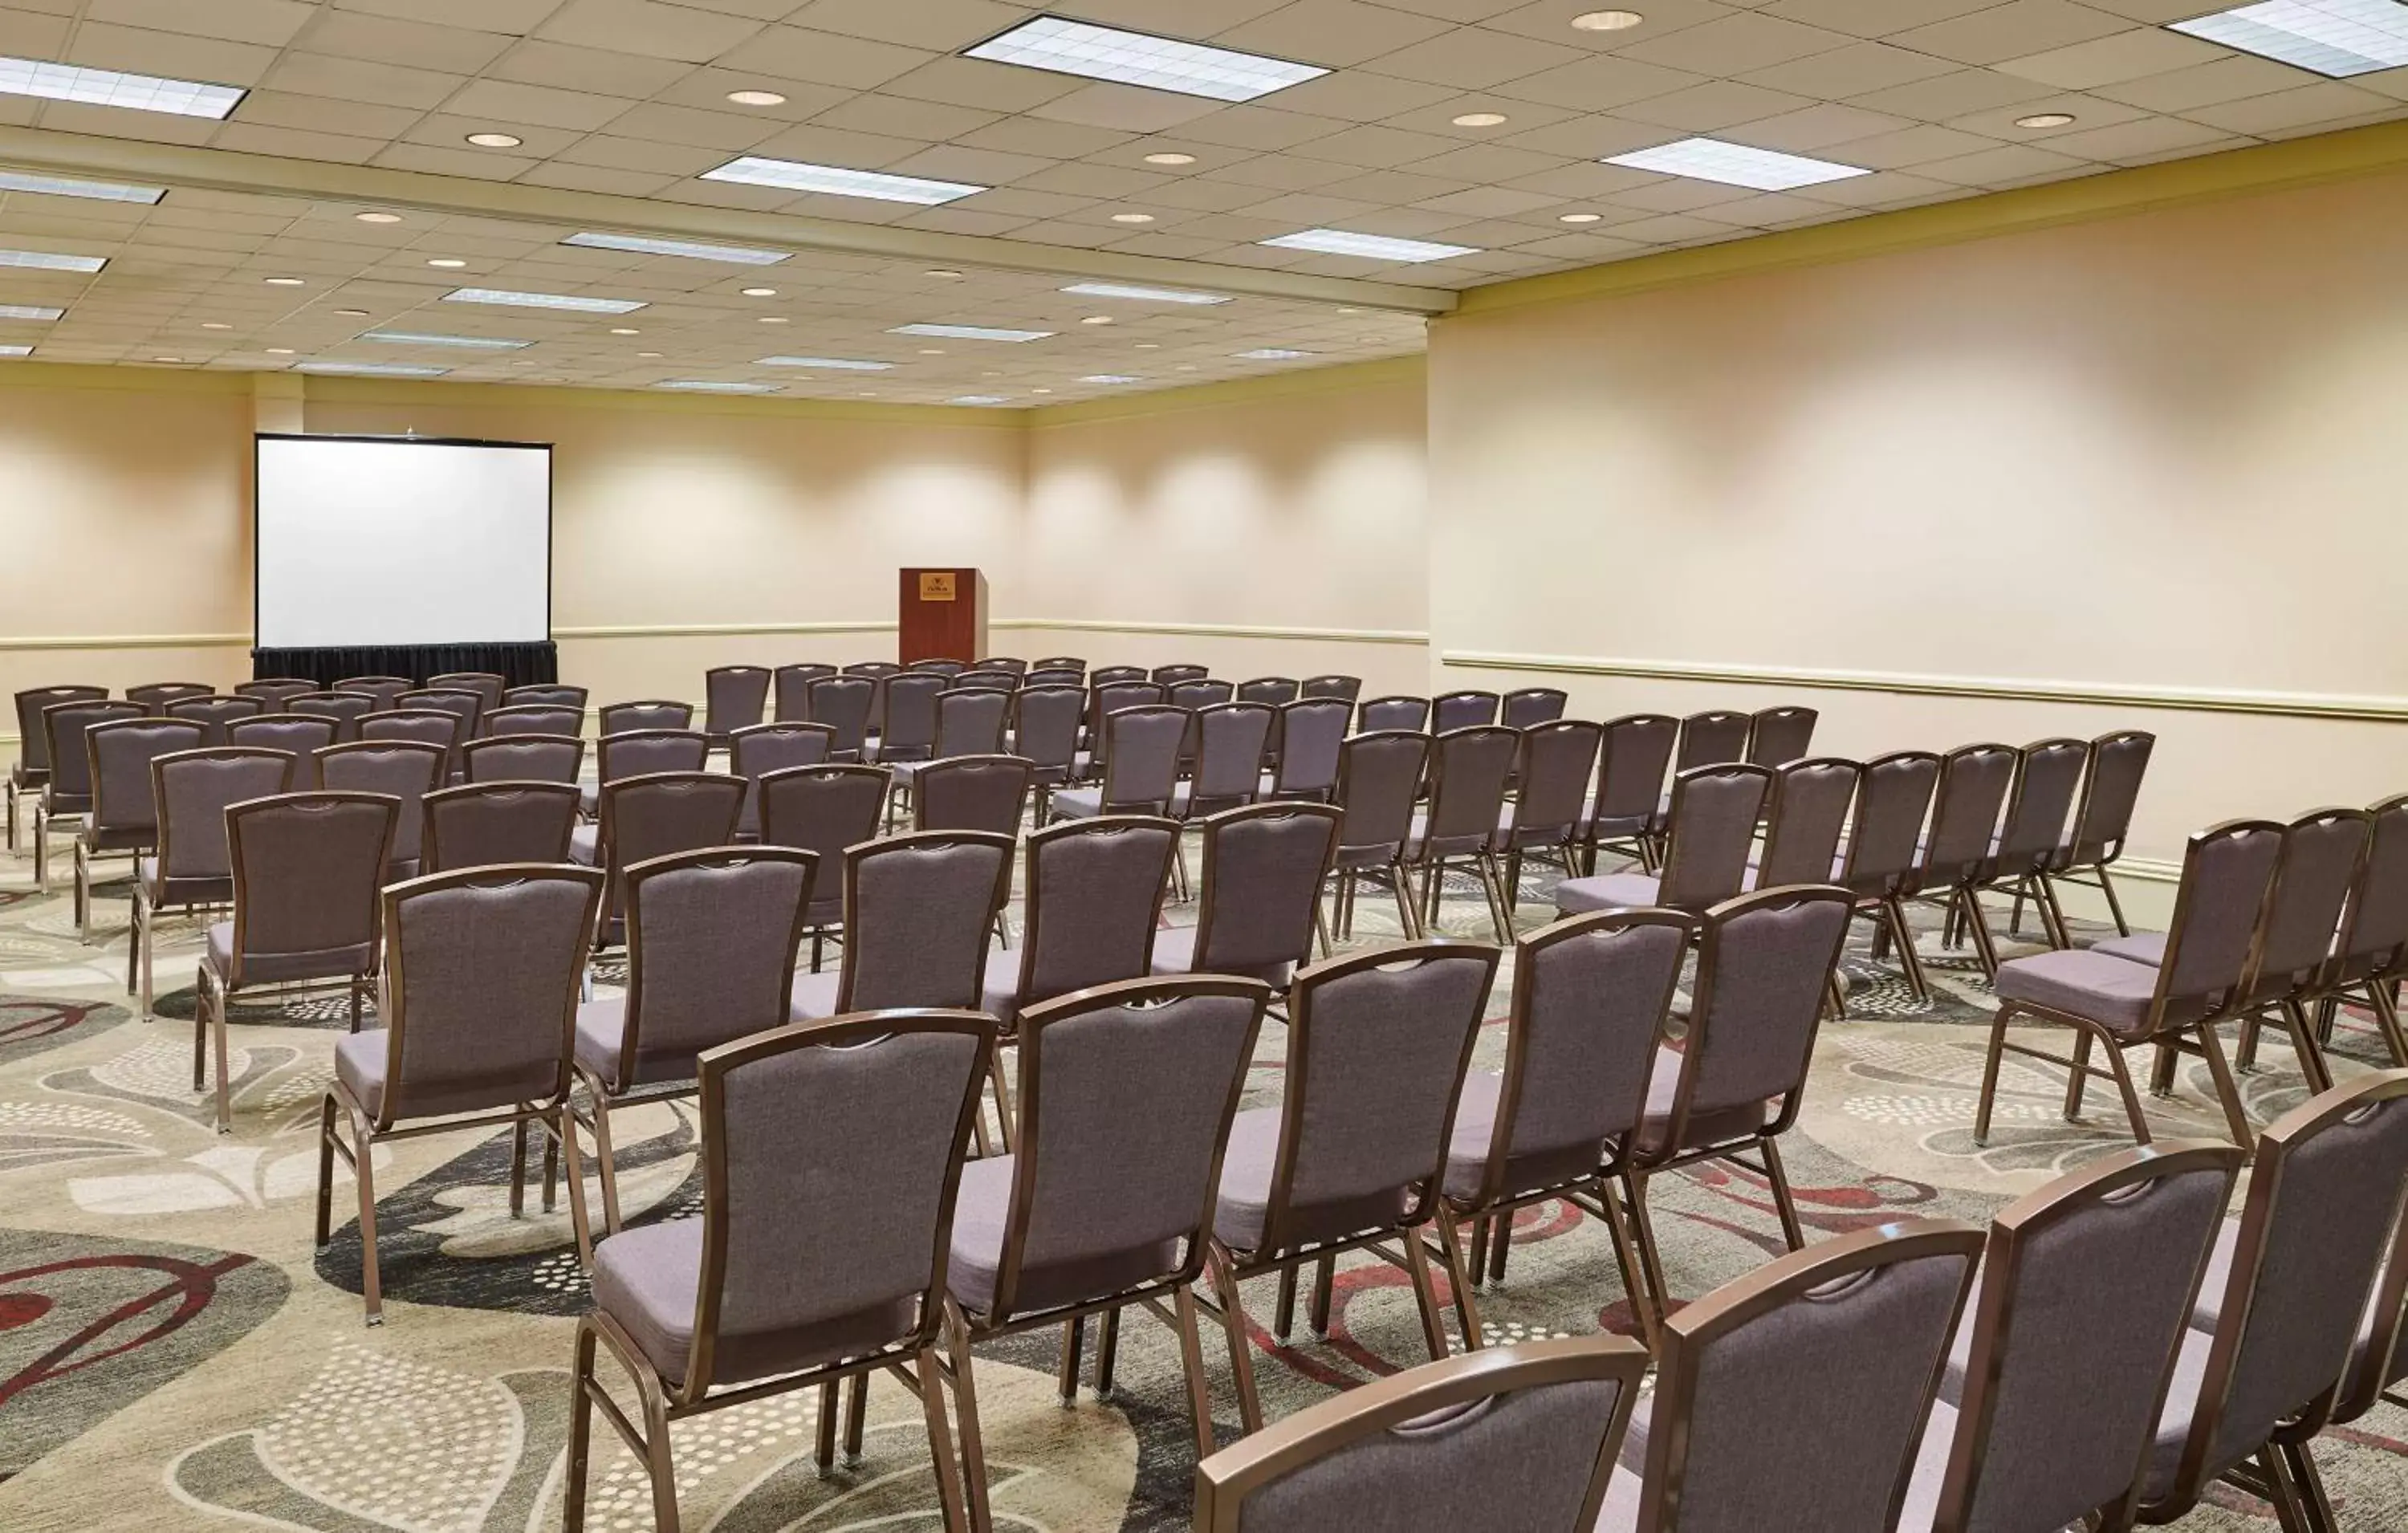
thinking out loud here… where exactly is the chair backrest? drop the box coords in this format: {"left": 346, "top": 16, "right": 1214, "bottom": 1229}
{"left": 2246, "top": 807, "right": 2373, "bottom": 1002}
{"left": 596, "top": 728, "right": 708, "bottom": 784}
{"left": 1193, "top": 1335, "right": 1648, "bottom": 1533}
{"left": 1933, "top": 1141, "right": 2246, "bottom": 1533}
{"left": 1639, "top": 1219, "right": 1983, "bottom": 1529}
{"left": 226, "top": 715, "right": 338, "bottom": 788}
{"left": 2330, "top": 791, "right": 2408, "bottom": 985}
{"left": 1090, "top": 665, "right": 1147, "bottom": 687}
{"left": 1238, "top": 677, "right": 1300, "bottom": 707}
{"left": 680, "top": 1010, "right": 992, "bottom": 1397}
{"left": 1755, "top": 757, "right": 1860, "bottom": 889}
{"left": 43, "top": 699, "right": 144, "bottom": 802}
{"left": 225, "top": 792, "right": 398, "bottom": 984}
{"left": 1013, "top": 817, "right": 1179, "bottom": 1010}
{"left": 421, "top": 781, "right": 583, "bottom": 872}
{"left": 2158, "top": 1072, "right": 2408, "bottom": 1507}
{"left": 1190, "top": 803, "right": 1342, "bottom": 979}
{"left": 757, "top": 763, "right": 889, "bottom": 925}
{"left": 359, "top": 709, "right": 461, "bottom": 754}
{"left": 1025, "top": 667, "right": 1084, "bottom": 690}
{"left": 1840, "top": 750, "right": 1942, "bottom": 896}
{"left": 395, "top": 688, "right": 480, "bottom": 742}
{"left": 1433, "top": 689, "right": 1499, "bottom": 734}
{"left": 366, "top": 864, "right": 602, "bottom": 1129}
{"left": 1656, "top": 763, "right": 1774, "bottom": 909}
{"left": 1591, "top": 714, "right": 1679, "bottom": 828}
{"left": 462, "top": 734, "right": 584, "bottom": 785}
{"left": 1300, "top": 674, "right": 1361, "bottom": 702}
{"left": 1032, "top": 655, "right": 1086, "bottom": 673}
{"left": 931, "top": 686, "right": 1010, "bottom": 758}
{"left": 503, "top": 683, "right": 588, "bottom": 710}
{"left": 1674, "top": 709, "right": 1751, "bottom": 771}
{"left": 910, "top": 657, "right": 966, "bottom": 677}
{"left": 233, "top": 678, "right": 316, "bottom": 710}
{"left": 845, "top": 661, "right": 901, "bottom": 678}
{"left": 595, "top": 772, "right": 747, "bottom": 923}
{"left": 1087, "top": 681, "right": 1165, "bottom": 755}
{"left": 949, "top": 669, "right": 1016, "bottom": 693}
{"left": 981, "top": 656, "right": 1027, "bottom": 675}
{"left": 1991, "top": 738, "right": 2091, "bottom": 872}
{"left": 14, "top": 685, "right": 108, "bottom": 770}
{"left": 1745, "top": 705, "right": 1819, "bottom": 768}
{"left": 1500, "top": 687, "right": 1567, "bottom": 730}
{"left": 1470, "top": 909, "right": 1693, "bottom": 1205}
{"left": 2062, "top": 729, "right": 2155, "bottom": 868}
{"left": 1652, "top": 885, "right": 1852, "bottom": 1147}
{"left": 730, "top": 722, "right": 833, "bottom": 836}
{"left": 1420, "top": 726, "right": 1518, "bottom": 856}
{"left": 1190, "top": 702, "right": 1275, "bottom": 804}
{"left": 427, "top": 672, "right": 506, "bottom": 712}
{"left": 1917, "top": 743, "right": 2018, "bottom": 888}
{"left": 1169, "top": 678, "right": 1235, "bottom": 714}
{"left": 482, "top": 703, "right": 581, "bottom": 738}
{"left": 702, "top": 665, "right": 771, "bottom": 738}
{"left": 1270, "top": 697, "right": 1350, "bottom": 796}
{"left": 605, "top": 845, "right": 816, "bottom": 1091}
{"left": 803, "top": 675, "right": 873, "bottom": 757}
{"left": 334, "top": 676, "right": 413, "bottom": 710}
{"left": 126, "top": 681, "right": 213, "bottom": 714}
{"left": 2150, "top": 819, "right": 2288, "bottom": 1026}
{"left": 1332, "top": 730, "right": 1430, "bottom": 858}
{"left": 314, "top": 740, "right": 445, "bottom": 864}
{"left": 85, "top": 718, "right": 204, "bottom": 834}
{"left": 289, "top": 690, "right": 376, "bottom": 742}
{"left": 983, "top": 977, "right": 1270, "bottom": 1321}
{"left": 1358, "top": 695, "right": 1430, "bottom": 734}
{"left": 1508, "top": 721, "right": 1601, "bottom": 844}
{"left": 599, "top": 699, "right": 693, "bottom": 735}
{"left": 877, "top": 673, "right": 945, "bottom": 758}
{"left": 1097, "top": 705, "right": 1187, "bottom": 812}
{"left": 152, "top": 748, "right": 295, "bottom": 882}
{"left": 837, "top": 831, "right": 1015, "bottom": 1010}
{"left": 1153, "top": 663, "right": 1208, "bottom": 685}
{"left": 1011, "top": 685, "right": 1084, "bottom": 773}
{"left": 163, "top": 693, "right": 263, "bottom": 745}
{"left": 913, "top": 754, "right": 1031, "bottom": 836}
{"left": 1252, "top": 941, "right": 1500, "bottom": 1253}
{"left": 773, "top": 662, "right": 836, "bottom": 721}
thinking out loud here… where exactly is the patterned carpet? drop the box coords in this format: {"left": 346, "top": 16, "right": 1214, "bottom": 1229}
{"left": 2, "top": 836, "right": 2404, "bottom": 1531}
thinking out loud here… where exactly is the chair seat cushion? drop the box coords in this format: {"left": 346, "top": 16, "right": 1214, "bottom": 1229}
{"left": 1592, "top": 1388, "right": 1650, "bottom": 1532}
{"left": 1050, "top": 787, "right": 1104, "bottom": 819}
{"left": 578, "top": 783, "right": 598, "bottom": 816}
{"left": 1443, "top": 1069, "right": 1503, "bottom": 1200}
{"left": 569, "top": 823, "right": 598, "bottom": 866}
{"left": 1634, "top": 1041, "right": 1775, "bottom": 1157}
{"left": 1213, "top": 1104, "right": 1410, "bottom": 1254}
{"left": 207, "top": 921, "right": 373, "bottom": 988}
{"left": 2187, "top": 1218, "right": 2239, "bottom": 1331}
{"left": 1992, "top": 948, "right": 2163, "bottom": 1038}
{"left": 591, "top": 1219, "right": 702, "bottom": 1385}
{"left": 140, "top": 855, "right": 231, "bottom": 909}
{"left": 334, "top": 1028, "right": 542, "bottom": 1122}
{"left": 946, "top": 1153, "right": 1183, "bottom": 1321}
{"left": 1898, "top": 1397, "right": 1958, "bottom": 1533}
{"left": 82, "top": 822, "right": 153, "bottom": 853}
{"left": 1148, "top": 925, "right": 1294, "bottom": 989}
{"left": 978, "top": 949, "right": 1020, "bottom": 1023}
{"left": 572, "top": 994, "right": 707, "bottom": 1096}
{"left": 2142, "top": 1326, "right": 2218, "bottom": 1502}
{"left": 1555, "top": 872, "right": 1661, "bottom": 915}
{"left": 789, "top": 967, "right": 841, "bottom": 1023}
{"left": 2093, "top": 931, "right": 2168, "bottom": 966}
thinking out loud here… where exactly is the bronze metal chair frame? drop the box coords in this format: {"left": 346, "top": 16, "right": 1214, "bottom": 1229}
{"left": 1576, "top": 713, "right": 1678, "bottom": 877}
{"left": 1907, "top": 742, "right": 2019, "bottom": 971}
{"left": 74, "top": 716, "right": 204, "bottom": 943}
{"left": 9, "top": 684, "right": 107, "bottom": 856}
{"left": 1497, "top": 719, "right": 1603, "bottom": 901}
{"left": 755, "top": 762, "right": 892, "bottom": 972}
{"left": 590, "top": 771, "right": 747, "bottom": 949}
{"left": 1322, "top": 729, "right": 1433, "bottom": 945}
{"left": 1180, "top": 801, "right": 1342, "bottom": 1006}
{"left": 33, "top": 697, "right": 143, "bottom": 890}
{"left": 1954, "top": 738, "right": 2093, "bottom": 978}
{"left": 129, "top": 746, "right": 296, "bottom": 1015}
{"left": 1835, "top": 749, "right": 1942, "bottom": 1013}
{"left": 1403, "top": 725, "right": 1520, "bottom": 943}
{"left": 2041, "top": 729, "right": 2157, "bottom": 939}
{"left": 2227, "top": 807, "right": 2373, "bottom": 1092}
{"left": 2303, "top": 791, "right": 2408, "bottom": 1067}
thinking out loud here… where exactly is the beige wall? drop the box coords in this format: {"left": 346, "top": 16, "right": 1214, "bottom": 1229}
{"left": 1428, "top": 165, "right": 2408, "bottom": 884}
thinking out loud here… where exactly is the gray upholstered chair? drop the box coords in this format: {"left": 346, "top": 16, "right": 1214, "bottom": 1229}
{"left": 1744, "top": 704, "right": 1819, "bottom": 768}
{"left": 2305, "top": 791, "right": 2408, "bottom": 1065}
{"left": 572, "top": 844, "right": 816, "bottom": 1231}
{"left": 1577, "top": 713, "right": 1678, "bottom": 875}
{"left": 314, "top": 740, "right": 445, "bottom": 880}
{"left": 126, "top": 681, "right": 214, "bottom": 715}
{"left": 132, "top": 746, "right": 295, "bottom": 1014}
{"left": 34, "top": 697, "right": 142, "bottom": 889}
{"left": 2040, "top": 728, "right": 2156, "bottom": 938}
{"left": 233, "top": 677, "right": 315, "bottom": 710}
{"left": 1153, "top": 663, "right": 1208, "bottom": 685}
{"left": 599, "top": 699, "right": 692, "bottom": 736}
{"left": 504, "top": 683, "right": 587, "bottom": 710}
{"left": 1200, "top": 941, "right": 1503, "bottom": 1433}
{"left": 1325, "top": 730, "right": 1431, "bottom": 941}
{"left": 949, "top": 669, "right": 1017, "bottom": 693}
{"left": 756, "top": 762, "right": 889, "bottom": 970}
{"left": 316, "top": 863, "right": 604, "bottom": 1324}
{"left": 164, "top": 693, "right": 263, "bottom": 745}
{"left": 1405, "top": 725, "right": 1520, "bottom": 941}
{"left": 580, "top": 728, "right": 707, "bottom": 818}
{"left": 10, "top": 683, "right": 106, "bottom": 854}
{"left": 1620, "top": 884, "right": 1855, "bottom": 1332}
{"left": 584, "top": 772, "right": 746, "bottom": 948}
{"left": 333, "top": 675, "right": 413, "bottom": 710}
{"left": 1357, "top": 695, "right": 1430, "bottom": 734}
{"left": 943, "top": 977, "right": 1271, "bottom": 1523}
{"left": 980, "top": 815, "right": 1178, "bottom": 1028}
{"left": 201, "top": 791, "right": 399, "bottom": 1131}
{"left": 226, "top": 714, "right": 336, "bottom": 791}
{"left": 1032, "top": 655, "right": 1085, "bottom": 673}
{"left": 481, "top": 703, "right": 583, "bottom": 738}
{"left": 290, "top": 690, "right": 376, "bottom": 741}
{"left": 1052, "top": 705, "right": 1185, "bottom": 820}
{"left": 1674, "top": 708, "right": 1751, "bottom": 771}
{"left": 1975, "top": 819, "right": 2285, "bottom": 1151}
{"left": 1259, "top": 697, "right": 1349, "bottom": 803}
{"left": 981, "top": 656, "right": 1027, "bottom": 674}
{"left": 772, "top": 661, "right": 836, "bottom": 721}
{"left": 1176, "top": 701, "right": 1273, "bottom": 821}
{"left": 1596, "top": 1219, "right": 1983, "bottom": 1531}
{"left": 394, "top": 687, "right": 480, "bottom": 746}
{"left": 1747, "top": 755, "right": 1860, "bottom": 890}
{"left": 911, "top": 657, "right": 966, "bottom": 677}
{"left": 1023, "top": 666, "right": 1084, "bottom": 691}
{"left": 1438, "top": 909, "right": 1693, "bottom": 1344}
{"left": 888, "top": 689, "right": 1012, "bottom": 824}
{"left": 1089, "top": 666, "right": 1148, "bottom": 687}
{"left": 872, "top": 672, "right": 946, "bottom": 763}
{"left": 845, "top": 660, "right": 901, "bottom": 738}
{"left": 357, "top": 708, "right": 460, "bottom": 753}
{"left": 1194, "top": 1334, "right": 1648, "bottom": 1533}
{"left": 428, "top": 671, "right": 506, "bottom": 713}
{"left": 803, "top": 673, "right": 874, "bottom": 761}
{"left": 788, "top": 830, "right": 1015, "bottom": 1023}
{"left": 1154, "top": 803, "right": 1340, "bottom": 993}
{"left": 73, "top": 717, "right": 202, "bottom": 941}
{"left": 911, "top": 754, "right": 1032, "bottom": 838}
{"left": 1075, "top": 681, "right": 1166, "bottom": 782}
{"left": 2321, "top": 1094, "right": 2408, "bottom": 1467}
{"left": 1556, "top": 762, "right": 1771, "bottom": 917}
{"left": 702, "top": 665, "right": 771, "bottom": 748}
{"left": 1300, "top": 673, "right": 1361, "bottom": 703}
{"left": 1432, "top": 689, "right": 1499, "bottom": 734}
{"left": 1953, "top": 737, "right": 2091, "bottom": 974}
{"left": 1500, "top": 687, "right": 1568, "bottom": 730}
{"left": 566, "top": 1010, "right": 994, "bottom": 1533}
{"left": 1236, "top": 676, "right": 1300, "bottom": 707}
{"left": 1007, "top": 685, "right": 1084, "bottom": 815}
{"left": 1908, "top": 742, "right": 2018, "bottom": 960}
{"left": 1168, "top": 679, "right": 1235, "bottom": 740}
{"left": 729, "top": 721, "right": 832, "bottom": 839}
{"left": 1905, "top": 1141, "right": 2245, "bottom": 1533}
{"left": 462, "top": 734, "right": 584, "bottom": 785}
{"left": 1833, "top": 750, "right": 1942, "bottom": 1010}
{"left": 2124, "top": 1071, "right": 2408, "bottom": 1529}
{"left": 421, "top": 781, "right": 582, "bottom": 873}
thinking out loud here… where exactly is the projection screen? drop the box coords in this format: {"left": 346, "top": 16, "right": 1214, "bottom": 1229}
{"left": 254, "top": 434, "right": 552, "bottom": 649}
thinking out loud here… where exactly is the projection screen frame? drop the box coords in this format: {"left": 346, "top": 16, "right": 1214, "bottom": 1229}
{"left": 252, "top": 432, "right": 556, "bottom": 650}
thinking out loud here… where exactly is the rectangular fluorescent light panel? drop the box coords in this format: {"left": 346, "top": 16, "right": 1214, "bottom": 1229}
{"left": 966, "top": 17, "right": 1327, "bottom": 102}
{"left": 0, "top": 55, "right": 244, "bottom": 119}
{"left": 366, "top": 331, "right": 531, "bottom": 349}
{"left": 1605, "top": 137, "right": 1869, "bottom": 191}
{"left": 0, "top": 303, "right": 63, "bottom": 321}
{"left": 1080, "top": 374, "right": 1141, "bottom": 384}
{"left": 0, "top": 169, "right": 165, "bottom": 204}
{"left": 950, "top": 396, "right": 1010, "bottom": 405}
{"left": 0, "top": 344, "right": 31, "bottom": 356}
{"left": 890, "top": 323, "right": 1054, "bottom": 342}
{"left": 563, "top": 231, "right": 788, "bottom": 265}
{"left": 758, "top": 355, "right": 894, "bottom": 371}
{"left": 1060, "top": 282, "right": 1230, "bottom": 305}
{"left": 1259, "top": 229, "right": 1478, "bottom": 263}
{"left": 1237, "top": 348, "right": 1312, "bottom": 360}
{"left": 296, "top": 362, "right": 449, "bottom": 377}
{"left": 0, "top": 248, "right": 105, "bottom": 272}
{"left": 657, "top": 380, "right": 781, "bottom": 393}
{"left": 443, "top": 287, "right": 645, "bottom": 314}
{"left": 702, "top": 157, "right": 985, "bottom": 205}
{"left": 2170, "top": 0, "right": 2408, "bottom": 76}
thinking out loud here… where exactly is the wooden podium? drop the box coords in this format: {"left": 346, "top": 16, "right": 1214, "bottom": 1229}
{"left": 898, "top": 567, "right": 987, "bottom": 665}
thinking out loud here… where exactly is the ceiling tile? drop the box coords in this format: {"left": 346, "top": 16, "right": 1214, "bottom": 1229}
{"left": 1399, "top": 140, "right": 1568, "bottom": 181}
{"left": 291, "top": 12, "right": 517, "bottom": 74}
{"left": 1996, "top": 27, "right": 2228, "bottom": 91}
{"left": 1013, "top": 161, "right": 1170, "bottom": 197}
{"left": 2092, "top": 55, "right": 2324, "bottom": 112}
{"left": 1739, "top": 42, "right": 1961, "bottom": 99}
{"left": 1500, "top": 157, "right": 1672, "bottom": 197}
{"left": 785, "top": 0, "right": 1031, "bottom": 51}
{"left": 960, "top": 116, "right": 1134, "bottom": 158}
{"left": 1371, "top": 0, "right": 1531, "bottom": 21}
{"left": 1824, "top": 122, "right": 2002, "bottom": 169}
{"left": 1617, "top": 12, "right": 1857, "bottom": 75}
{"left": 1942, "top": 91, "right": 2152, "bottom": 138}
{"left": 603, "top": 100, "right": 791, "bottom": 148}
{"left": 1753, "top": 0, "right": 1997, "bottom": 39}
{"left": 1029, "top": 83, "right": 1228, "bottom": 132}
{"left": 64, "top": 22, "right": 283, "bottom": 87}
{"left": 2182, "top": 82, "right": 2397, "bottom": 136}
{"left": 535, "top": 0, "right": 772, "bottom": 63}
{"left": 518, "top": 161, "right": 685, "bottom": 197}
{"left": 1613, "top": 79, "right": 1816, "bottom": 131}
{"left": 743, "top": 121, "right": 927, "bottom": 166}
{"left": 809, "top": 91, "right": 1000, "bottom": 142}
{"left": 1200, "top": 152, "right": 1364, "bottom": 189}
{"left": 714, "top": 26, "right": 933, "bottom": 87}
{"left": 87, "top": 0, "right": 316, "bottom": 48}
{"left": 372, "top": 143, "right": 541, "bottom": 180}
{"left": 1502, "top": 54, "right": 1706, "bottom": 112}
{"left": 1885, "top": 2, "right": 2132, "bottom": 68}
{"left": 1215, "top": 1, "right": 1459, "bottom": 68}
{"left": 1413, "top": 184, "right": 1560, "bottom": 216}
{"left": 1725, "top": 101, "right": 1914, "bottom": 151}
{"left": 441, "top": 78, "right": 635, "bottom": 132}
{"left": 1141, "top": 175, "right": 1291, "bottom": 210}
{"left": 1174, "top": 104, "right": 1352, "bottom": 149}
{"left": 1483, "top": 0, "right": 1738, "bottom": 51}
{"left": 1359, "top": 26, "right": 1588, "bottom": 89}
{"left": 1290, "top": 122, "right": 1466, "bottom": 168}
{"left": 1056, "top": 0, "right": 1293, "bottom": 34}
{"left": 262, "top": 53, "right": 468, "bottom": 110}
{"left": 554, "top": 132, "right": 733, "bottom": 174}
{"left": 1845, "top": 69, "right": 2055, "bottom": 121}
{"left": 1910, "top": 141, "right": 2094, "bottom": 185}
{"left": 210, "top": 123, "right": 388, "bottom": 165}
{"left": 1265, "top": 68, "right": 1463, "bottom": 122}
{"left": 0, "top": 10, "right": 69, "bottom": 56}
{"left": 490, "top": 41, "right": 698, "bottom": 99}
{"left": 232, "top": 91, "right": 428, "bottom": 142}
{"left": 2011, "top": 113, "right": 2236, "bottom": 162}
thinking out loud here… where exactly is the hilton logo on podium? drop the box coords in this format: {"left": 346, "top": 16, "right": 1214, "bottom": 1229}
{"left": 917, "top": 571, "right": 958, "bottom": 602}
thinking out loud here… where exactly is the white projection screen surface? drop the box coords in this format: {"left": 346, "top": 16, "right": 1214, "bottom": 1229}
{"left": 254, "top": 435, "right": 552, "bottom": 648}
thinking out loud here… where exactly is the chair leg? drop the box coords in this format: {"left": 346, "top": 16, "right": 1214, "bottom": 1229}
{"left": 913, "top": 1348, "right": 970, "bottom": 1533}
{"left": 1759, "top": 1138, "right": 1807, "bottom": 1252}
{"left": 1621, "top": 1172, "right": 1670, "bottom": 1340}
{"left": 2279, "top": 999, "right": 2334, "bottom": 1095}
{"left": 1393, "top": 865, "right": 1422, "bottom": 940}
{"left": 1592, "top": 1180, "right": 1655, "bottom": 1351}
{"left": 1433, "top": 1210, "right": 1482, "bottom": 1352}
{"left": 2097, "top": 865, "right": 2133, "bottom": 937}
{"left": 2035, "top": 876, "right": 2076, "bottom": 951}
{"left": 2251, "top": 1446, "right": 2315, "bottom": 1533}
{"left": 1093, "top": 1303, "right": 1121, "bottom": 1398}
{"left": 1171, "top": 1285, "right": 1218, "bottom": 1460}
{"left": 507, "top": 1115, "right": 528, "bottom": 1218}
{"left": 1478, "top": 852, "right": 1512, "bottom": 942}
{"left": 1487, "top": 1213, "right": 1512, "bottom": 1287}
{"left": 946, "top": 1307, "right": 995, "bottom": 1533}
{"left": 4, "top": 779, "right": 14, "bottom": 855}
{"left": 34, "top": 805, "right": 47, "bottom": 891}
{"left": 313, "top": 1092, "right": 338, "bottom": 1246}
{"left": 843, "top": 1371, "right": 867, "bottom": 1461}
{"left": 1308, "top": 1252, "right": 1336, "bottom": 1340}
{"left": 987, "top": 1050, "right": 1018, "bottom": 1153}
{"left": 2236, "top": 1010, "right": 2264, "bottom": 1074}
{"left": 2193, "top": 1022, "right": 2255, "bottom": 1152}
{"left": 1056, "top": 1316, "right": 1084, "bottom": 1405}
{"left": 1885, "top": 897, "right": 1930, "bottom": 1001}
{"left": 554, "top": 1102, "right": 596, "bottom": 1269}
{"left": 585, "top": 1086, "right": 624, "bottom": 1234}
{"left": 1313, "top": 893, "right": 1334, "bottom": 958}
{"left": 564, "top": 1320, "right": 599, "bottom": 1533}
{"left": 2369, "top": 981, "right": 2408, "bottom": 1067}
{"left": 2064, "top": 1030, "right": 2093, "bottom": 1121}
{"left": 352, "top": 1108, "right": 384, "bottom": 1325}
{"left": 210, "top": 977, "right": 234, "bottom": 1135}
{"left": 1206, "top": 1245, "right": 1264, "bottom": 1435}
{"left": 1959, "top": 886, "right": 2003, "bottom": 978}
{"left": 1465, "top": 1218, "right": 1491, "bottom": 1291}
{"left": 1974, "top": 1002, "right": 2015, "bottom": 1146}
{"left": 73, "top": 840, "right": 90, "bottom": 945}
{"left": 816, "top": 1382, "right": 839, "bottom": 1472}
{"left": 1400, "top": 1221, "right": 1451, "bottom": 1360}
{"left": 634, "top": 1356, "right": 681, "bottom": 1533}
{"left": 2283, "top": 1439, "right": 2338, "bottom": 1533}
{"left": 1272, "top": 1264, "right": 1298, "bottom": 1343}
{"left": 2102, "top": 1033, "right": 2154, "bottom": 1145}
{"left": 128, "top": 886, "right": 144, "bottom": 1002}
